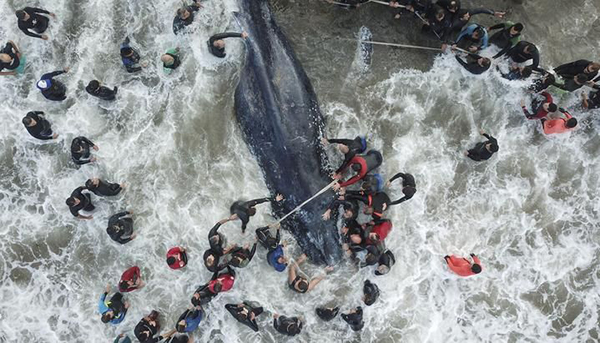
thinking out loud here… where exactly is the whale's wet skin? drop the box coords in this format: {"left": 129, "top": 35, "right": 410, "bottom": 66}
{"left": 1, "top": 0, "right": 600, "bottom": 342}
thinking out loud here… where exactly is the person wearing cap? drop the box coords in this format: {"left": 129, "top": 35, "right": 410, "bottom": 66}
{"left": 445, "top": 253, "right": 482, "bottom": 277}
{"left": 37, "top": 68, "right": 69, "bottom": 101}
{"left": 15, "top": 6, "right": 55, "bottom": 40}
{"left": 465, "top": 129, "right": 498, "bottom": 162}
{"left": 118, "top": 266, "right": 144, "bottom": 292}
{"left": 86, "top": 80, "right": 118, "bottom": 100}
{"left": 120, "top": 37, "right": 146, "bottom": 73}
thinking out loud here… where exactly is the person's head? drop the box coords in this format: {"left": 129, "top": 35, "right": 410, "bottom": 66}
{"left": 403, "top": 186, "right": 416, "bottom": 198}
{"left": 296, "top": 279, "right": 309, "bottom": 292}
{"left": 566, "top": 117, "right": 578, "bottom": 128}
{"left": 178, "top": 8, "right": 190, "bottom": 20}
{"left": 213, "top": 281, "right": 223, "bottom": 293}
{"left": 213, "top": 39, "right": 226, "bottom": 49}
{"left": 338, "top": 144, "right": 350, "bottom": 154}
{"left": 458, "top": 10, "right": 470, "bottom": 21}
{"left": 176, "top": 320, "right": 186, "bottom": 333}
{"left": 545, "top": 103, "right": 558, "bottom": 113}
{"left": 363, "top": 293, "right": 377, "bottom": 306}
{"left": 110, "top": 225, "right": 122, "bottom": 234}
{"left": 365, "top": 253, "right": 378, "bottom": 266}
{"left": 65, "top": 197, "right": 79, "bottom": 207}
{"left": 368, "top": 232, "right": 381, "bottom": 243}
{"left": 478, "top": 58, "right": 491, "bottom": 68}
{"left": 375, "top": 264, "right": 390, "bottom": 275}
{"left": 101, "top": 311, "right": 114, "bottom": 323}
{"left": 0, "top": 53, "right": 12, "bottom": 63}
{"left": 472, "top": 27, "right": 484, "bottom": 40}
{"left": 471, "top": 264, "right": 482, "bottom": 274}
{"left": 248, "top": 207, "right": 257, "bottom": 216}
{"left": 120, "top": 47, "right": 134, "bottom": 58}
{"left": 343, "top": 207, "right": 355, "bottom": 219}
{"left": 22, "top": 116, "right": 35, "bottom": 127}
{"left": 585, "top": 62, "right": 600, "bottom": 73}
{"left": 435, "top": 7, "right": 445, "bottom": 21}
{"left": 16, "top": 10, "right": 29, "bottom": 21}
{"left": 543, "top": 73, "right": 556, "bottom": 85}
{"left": 161, "top": 54, "right": 174, "bottom": 65}
{"left": 351, "top": 163, "right": 362, "bottom": 172}
{"left": 486, "top": 142, "right": 499, "bottom": 153}
{"left": 575, "top": 73, "right": 589, "bottom": 85}
{"left": 447, "top": 0, "right": 460, "bottom": 12}
{"left": 87, "top": 80, "right": 100, "bottom": 91}
{"left": 277, "top": 256, "right": 287, "bottom": 265}
{"left": 36, "top": 80, "right": 50, "bottom": 90}
{"left": 520, "top": 66, "right": 533, "bottom": 78}
{"left": 85, "top": 178, "right": 99, "bottom": 189}
{"left": 167, "top": 256, "right": 177, "bottom": 266}
{"left": 229, "top": 256, "right": 244, "bottom": 268}
{"left": 523, "top": 43, "right": 534, "bottom": 54}
{"left": 350, "top": 234, "right": 362, "bottom": 244}
{"left": 148, "top": 310, "right": 159, "bottom": 321}
{"left": 511, "top": 23, "right": 524, "bottom": 35}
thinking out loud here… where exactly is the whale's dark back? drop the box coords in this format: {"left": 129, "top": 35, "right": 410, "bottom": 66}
{"left": 234, "top": 0, "right": 341, "bottom": 264}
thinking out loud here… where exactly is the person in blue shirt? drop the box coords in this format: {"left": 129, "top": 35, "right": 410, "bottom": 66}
{"left": 454, "top": 24, "right": 488, "bottom": 52}
{"left": 120, "top": 37, "right": 145, "bottom": 73}
{"left": 176, "top": 306, "right": 204, "bottom": 333}
{"left": 99, "top": 284, "right": 129, "bottom": 325}
{"left": 267, "top": 242, "right": 288, "bottom": 272}
{"left": 256, "top": 224, "right": 288, "bottom": 272}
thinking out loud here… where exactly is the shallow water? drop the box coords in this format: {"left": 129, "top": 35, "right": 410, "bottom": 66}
{"left": 1, "top": 0, "right": 600, "bottom": 342}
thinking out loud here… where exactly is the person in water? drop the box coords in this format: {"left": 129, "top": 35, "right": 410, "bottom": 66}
{"left": 554, "top": 60, "right": 599, "bottom": 83}
{"left": 342, "top": 307, "right": 364, "bottom": 331}
{"left": 256, "top": 223, "right": 281, "bottom": 250}
{"left": 363, "top": 279, "right": 380, "bottom": 306}
{"left": 161, "top": 48, "right": 181, "bottom": 73}
{"left": 445, "top": 253, "right": 482, "bottom": 277}
{"left": 225, "top": 301, "right": 264, "bottom": 332}
{"left": 228, "top": 241, "right": 257, "bottom": 268}
{"left": 208, "top": 32, "right": 249, "bottom": 58}
{"left": 273, "top": 313, "right": 303, "bottom": 337}
{"left": 333, "top": 150, "right": 383, "bottom": 190}
{"left": 454, "top": 53, "right": 491, "bottom": 75}
{"left": 529, "top": 72, "right": 556, "bottom": 94}
{"left": 168, "top": 334, "right": 193, "bottom": 343}
{"left": 267, "top": 239, "right": 288, "bottom": 272}
{"left": 342, "top": 190, "right": 391, "bottom": 220}
{"left": 288, "top": 254, "right": 333, "bottom": 294}
{"left": 99, "top": 284, "right": 129, "bottom": 325}
{"left": 66, "top": 186, "right": 95, "bottom": 219}
{"left": 107, "top": 210, "right": 136, "bottom": 244}
{"left": 16, "top": 7, "right": 55, "bottom": 40}
{"left": 322, "top": 136, "right": 367, "bottom": 174}
{"left": 316, "top": 306, "right": 340, "bottom": 321}
{"left": 71, "top": 136, "right": 98, "bottom": 165}
{"left": 86, "top": 80, "right": 118, "bottom": 101}
{"left": 206, "top": 266, "right": 236, "bottom": 296}
{"left": 505, "top": 41, "right": 544, "bottom": 73}
{"left": 173, "top": 0, "right": 202, "bottom": 35}
{"left": 521, "top": 92, "right": 557, "bottom": 120}
{"left": 446, "top": 8, "right": 505, "bottom": 37}
{"left": 37, "top": 68, "right": 69, "bottom": 101}
{"left": 554, "top": 73, "right": 598, "bottom": 92}
{"left": 363, "top": 219, "right": 393, "bottom": 246}
{"left": 322, "top": 197, "right": 359, "bottom": 221}
{"left": 204, "top": 217, "right": 236, "bottom": 272}
{"left": 541, "top": 111, "right": 578, "bottom": 135}
{"left": 582, "top": 91, "right": 600, "bottom": 110}
{"left": 453, "top": 24, "right": 488, "bottom": 53}
{"left": 120, "top": 37, "right": 146, "bottom": 73}
{"left": 113, "top": 333, "right": 131, "bottom": 343}
{"left": 22, "top": 111, "right": 58, "bottom": 140}
{"left": 230, "top": 194, "right": 284, "bottom": 233}
{"left": 376, "top": 249, "right": 396, "bottom": 276}
{"left": 85, "top": 178, "right": 123, "bottom": 197}
{"left": 176, "top": 306, "right": 204, "bottom": 333}
{"left": 498, "top": 65, "right": 533, "bottom": 81}
{"left": 387, "top": 172, "right": 416, "bottom": 205}
{"left": 167, "top": 246, "right": 188, "bottom": 270}
{"left": 118, "top": 266, "right": 144, "bottom": 292}
{"left": 134, "top": 310, "right": 177, "bottom": 343}
{"left": 0, "top": 41, "right": 24, "bottom": 76}
{"left": 465, "top": 129, "right": 498, "bottom": 162}
{"left": 488, "top": 22, "right": 523, "bottom": 58}
{"left": 423, "top": 6, "right": 453, "bottom": 41}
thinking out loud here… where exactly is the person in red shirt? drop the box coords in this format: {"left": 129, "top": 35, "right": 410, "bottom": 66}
{"left": 364, "top": 219, "right": 392, "bottom": 245}
{"left": 521, "top": 92, "right": 557, "bottom": 120}
{"left": 333, "top": 150, "right": 383, "bottom": 190}
{"left": 542, "top": 111, "right": 578, "bottom": 135}
{"left": 208, "top": 266, "right": 236, "bottom": 294}
{"left": 167, "top": 246, "right": 188, "bottom": 270}
{"left": 118, "top": 266, "right": 144, "bottom": 292}
{"left": 444, "top": 254, "right": 482, "bottom": 277}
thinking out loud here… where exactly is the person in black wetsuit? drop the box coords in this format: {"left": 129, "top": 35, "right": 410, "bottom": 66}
{"left": 173, "top": 1, "right": 202, "bottom": 35}
{"left": 107, "top": 210, "right": 136, "bottom": 244}
{"left": 230, "top": 194, "right": 283, "bottom": 233}
{"left": 465, "top": 129, "right": 498, "bottom": 162}
{"left": 322, "top": 136, "right": 367, "bottom": 175}
{"left": 554, "top": 73, "right": 599, "bottom": 92}
{"left": 86, "top": 80, "right": 118, "bottom": 101}
{"left": 582, "top": 91, "right": 600, "bottom": 110}
{"left": 363, "top": 280, "right": 380, "bottom": 306}
{"left": 207, "top": 32, "right": 248, "bottom": 58}
{"left": 256, "top": 224, "right": 281, "bottom": 250}
{"left": 423, "top": 6, "right": 453, "bottom": 41}
{"left": 455, "top": 53, "right": 491, "bottom": 75}
{"left": 273, "top": 314, "right": 303, "bottom": 337}
{"left": 343, "top": 190, "right": 391, "bottom": 220}
{"left": 135, "top": 311, "right": 177, "bottom": 343}
{"left": 100, "top": 285, "right": 129, "bottom": 324}
{"left": 16, "top": 7, "right": 55, "bottom": 40}
{"left": 204, "top": 217, "right": 236, "bottom": 272}
{"left": 498, "top": 65, "right": 533, "bottom": 81}
{"left": 161, "top": 49, "right": 181, "bottom": 71}
{"left": 342, "top": 220, "right": 367, "bottom": 259}
{"left": 316, "top": 306, "right": 340, "bottom": 321}
{"left": 387, "top": 172, "right": 416, "bottom": 205}
{"left": 22, "top": 111, "right": 58, "bottom": 140}
{"left": 489, "top": 22, "right": 523, "bottom": 58}
{"left": 37, "top": 68, "right": 69, "bottom": 101}
{"left": 66, "top": 187, "right": 95, "bottom": 219}
{"left": 228, "top": 241, "right": 257, "bottom": 268}
{"left": 71, "top": 136, "right": 98, "bottom": 165}
{"left": 375, "top": 249, "right": 396, "bottom": 275}
{"left": 505, "top": 41, "right": 544, "bottom": 72}
{"left": 322, "top": 197, "right": 359, "bottom": 221}
{"left": 85, "top": 178, "right": 124, "bottom": 196}
{"left": 342, "top": 307, "right": 364, "bottom": 331}
{"left": 447, "top": 8, "right": 505, "bottom": 37}
{"left": 288, "top": 254, "right": 333, "bottom": 294}
{"left": 0, "top": 41, "right": 22, "bottom": 76}
{"left": 528, "top": 72, "right": 556, "bottom": 93}
{"left": 225, "top": 301, "right": 264, "bottom": 332}
{"left": 554, "top": 60, "right": 599, "bottom": 82}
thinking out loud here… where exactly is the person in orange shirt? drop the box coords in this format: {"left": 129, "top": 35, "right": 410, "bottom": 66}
{"left": 541, "top": 111, "right": 578, "bottom": 135}
{"left": 444, "top": 253, "right": 482, "bottom": 277}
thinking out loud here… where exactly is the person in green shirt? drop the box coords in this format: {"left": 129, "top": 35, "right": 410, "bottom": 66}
{"left": 161, "top": 48, "right": 181, "bottom": 74}
{"left": 488, "top": 22, "right": 523, "bottom": 58}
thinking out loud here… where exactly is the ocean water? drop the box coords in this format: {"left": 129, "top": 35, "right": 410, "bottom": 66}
{"left": 1, "top": 0, "right": 599, "bottom": 342}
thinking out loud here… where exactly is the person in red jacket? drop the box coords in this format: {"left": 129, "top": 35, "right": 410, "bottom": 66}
{"left": 208, "top": 266, "right": 236, "bottom": 294}
{"left": 521, "top": 92, "right": 557, "bottom": 120}
{"left": 444, "top": 254, "right": 482, "bottom": 277}
{"left": 364, "top": 219, "right": 392, "bottom": 245}
{"left": 167, "top": 246, "right": 188, "bottom": 270}
{"left": 118, "top": 266, "right": 145, "bottom": 292}
{"left": 333, "top": 150, "right": 383, "bottom": 190}
{"left": 542, "top": 111, "right": 578, "bottom": 135}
